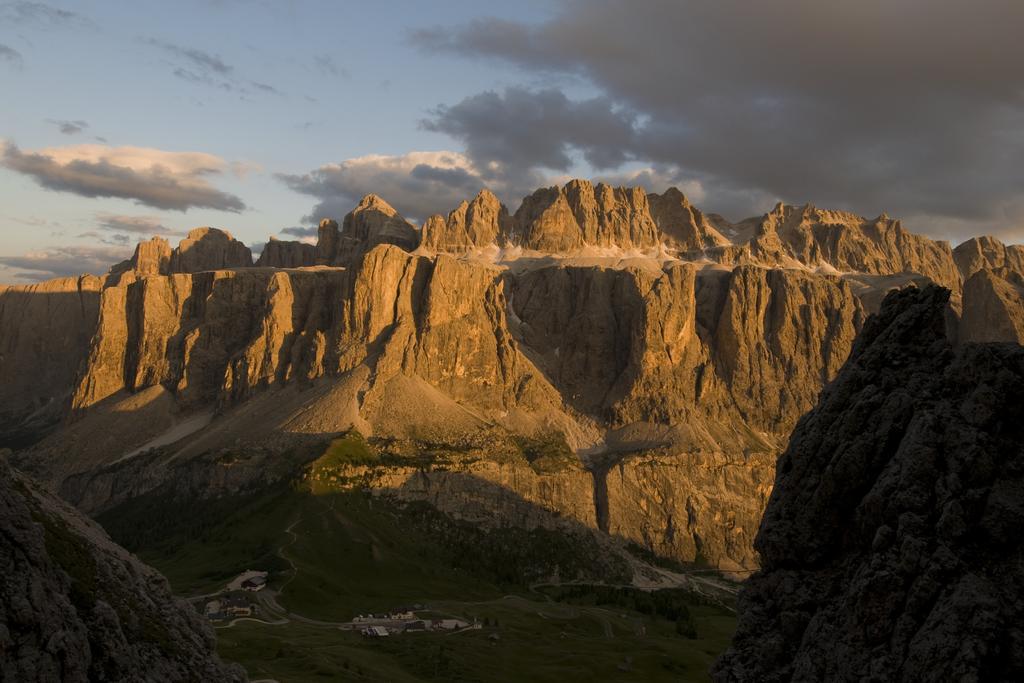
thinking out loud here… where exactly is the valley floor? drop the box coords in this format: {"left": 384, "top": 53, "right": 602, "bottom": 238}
{"left": 99, "top": 484, "right": 736, "bottom": 681}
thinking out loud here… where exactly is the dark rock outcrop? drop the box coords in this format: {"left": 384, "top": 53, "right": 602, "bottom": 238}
{"left": 714, "top": 284, "right": 1024, "bottom": 682}
{"left": 0, "top": 453, "right": 245, "bottom": 682}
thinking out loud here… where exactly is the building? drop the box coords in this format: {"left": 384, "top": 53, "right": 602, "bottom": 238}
{"left": 361, "top": 626, "right": 390, "bottom": 638}
{"left": 241, "top": 575, "right": 267, "bottom": 592}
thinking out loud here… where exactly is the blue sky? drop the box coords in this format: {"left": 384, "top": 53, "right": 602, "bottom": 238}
{"left": 2, "top": 1, "right": 1022, "bottom": 282}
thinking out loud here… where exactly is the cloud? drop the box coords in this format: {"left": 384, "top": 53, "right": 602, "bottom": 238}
{"left": 249, "top": 80, "right": 282, "bottom": 95}
{"left": 0, "top": 244, "right": 130, "bottom": 281}
{"left": 413, "top": 0, "right": 1024, "bottom": 239}
{"left": 0, "top": 141, "right": 247, "bottom": 212}
{"left": 95, "top": 212, "right": 179, "bottom": 236}
{"left": 149, "top": 39, "right": 232, "bottom": 75}
{"left": 76, "top": 230, "right": 130, "bottom": 246}
{"left": 421, "top": 87, "right": 636, "bottom": 177}
{"left": 0, "top": 1, "right": 90, "bottom": 27}
{"left": 0, "top": 43, "right": 23, "bottom": 69}
{"left": 46, "top": 118, "right": 88, "bottom": 135}
{"left": 280, "top": 226, "right": 318, "bottom": 239}
{"left": 277, "top": 150, "right": 506, "bottom": 222}
{"left": 147, "top": 38, "right": 282, "bottom": 97}
{"left": 314, "top": 54, "right": 348, "bottom": 78}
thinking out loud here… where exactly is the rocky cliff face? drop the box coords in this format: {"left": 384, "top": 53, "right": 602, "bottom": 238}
{"left": 22, "top": 241, "right": 862, "bottom": 573}
{"left": 255, "top": 237, "right": 316, "bottom": 268}
{"left": 511, "top": 180, "right": 662, "bottom": 251}
{"left": 647, "top": 187, "right": 730, "bottom": 251}
{"left": 960, "top": 267, "right": 1024, "bottom": 343}
{"left": 2, "top": 179, "right": 1020, "bottom": 579}
{"left": 316, "top": 194, "right": 420, "bottom": 264}
{"left": 714, "top": 285, "right": 1024, "bottom": 681}
{"left": 697, "top": 203, "right": 963, "bottom": 291}
{"left": 953, "top": 235, "right": 1024, "bottom": 280}
{"left": 0, "top": 453, "right": 245, "bottom": 682}
{"left": 420, "top": 188, "right": 511, "bottom": 251}
{"left": 0, "top": 276, "right": 102, "bottom": 447}
{"left": 168, "top": 227, "right": 252, "bottom": 273}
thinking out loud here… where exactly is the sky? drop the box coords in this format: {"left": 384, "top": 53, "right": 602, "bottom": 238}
{"left": 1, "top": 0, "right": 1022, "bottom": 283}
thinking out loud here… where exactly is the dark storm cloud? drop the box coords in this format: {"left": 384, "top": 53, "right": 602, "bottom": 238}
{"left": 1, "top": 143, "right": 247, "bottom": 212}
{"left": 413, "top": 0, "right": 1024, "bottom": 240}
{"left": 46, "top": 118, "right": 89, "bottom": 135}
{"left": 0, "top": 43, "right": 23, "bottom": 68}
{"left": 421, "top": 87, "right": 636, "bottom": 177}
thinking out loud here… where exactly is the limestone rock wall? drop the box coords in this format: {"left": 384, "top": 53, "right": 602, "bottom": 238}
{"left": 0, "top": 276, "right": 103, "bottom": 447}
{"left": 255, "top": 237, "right": 316, "bottom": 268}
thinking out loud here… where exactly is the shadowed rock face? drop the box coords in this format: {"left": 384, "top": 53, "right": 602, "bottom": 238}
{"left": 0, "top": 453, "right": 245, "bottom": 682}
{"left": 0, "top": 276, "right": 103, "bottom": 447}
{"left": 169, "top": 227, "right": 252, "bottom": 273}
{"left": 714, "top": 285, "right": 1024, "bottom": 682}
{"left": 255, "top": 237, "right": 316, "bottom": 268}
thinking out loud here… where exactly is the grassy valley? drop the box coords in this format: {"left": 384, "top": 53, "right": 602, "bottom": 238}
{"left": 98, "top": 444, "right": 736, "bottom": 681}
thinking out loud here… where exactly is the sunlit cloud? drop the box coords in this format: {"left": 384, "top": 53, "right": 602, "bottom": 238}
{"left": 0, "top": 141, "right": 247, "bottom": 212}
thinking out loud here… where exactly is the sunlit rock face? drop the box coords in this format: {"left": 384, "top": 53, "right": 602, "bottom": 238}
{"left": 420, "top": 188, "right": 511, "bottom": 251}
{"left": 3, "top": 180, "right": 1020, "bottom": 575}
{"left": 714, "top": 285, "right": 1024, "bottom": 682}
{"left": 0, "top": 453, "right": 246, "bottom": 682}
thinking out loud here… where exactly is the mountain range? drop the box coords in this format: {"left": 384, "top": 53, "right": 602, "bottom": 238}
{"left": 2, "top": 179, "right": 1023, "bottom": 579}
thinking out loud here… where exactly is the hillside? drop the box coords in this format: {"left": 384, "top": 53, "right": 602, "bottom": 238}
{"left": 0, "top": 451, "right": 244, "bottom": 682}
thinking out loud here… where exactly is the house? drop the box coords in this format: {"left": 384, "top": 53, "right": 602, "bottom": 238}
{"left": 432, "top": 619, "right": 469, "bottom": 631}
{"left": 361, "top": 626, "right": 390, "bottom": 638}
{"left": 389, "top": 610, "right": 415, "bottom": 621}
{"left": 204, "top": 600, "right": 222, "bottom": 616}
{"left": 225, "top": 605, "right": 252, "bottom": 618}
{"left": 404, "top": 620, "right": 428, "bottom": 632}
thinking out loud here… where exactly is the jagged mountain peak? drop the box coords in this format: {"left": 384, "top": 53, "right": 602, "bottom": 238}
{"left": 352, "top": 192, "right": 401, "bottom": 215}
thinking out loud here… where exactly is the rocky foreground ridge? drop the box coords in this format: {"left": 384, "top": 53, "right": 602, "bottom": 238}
{"left": 0, "top": 452, "right": 245, "bottom": 682}
{"left": 2, "top": 179, "right": 1023, "bottom": 575}
{"left": 714, "top": 285, "right": 1024, "bottom": 681}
